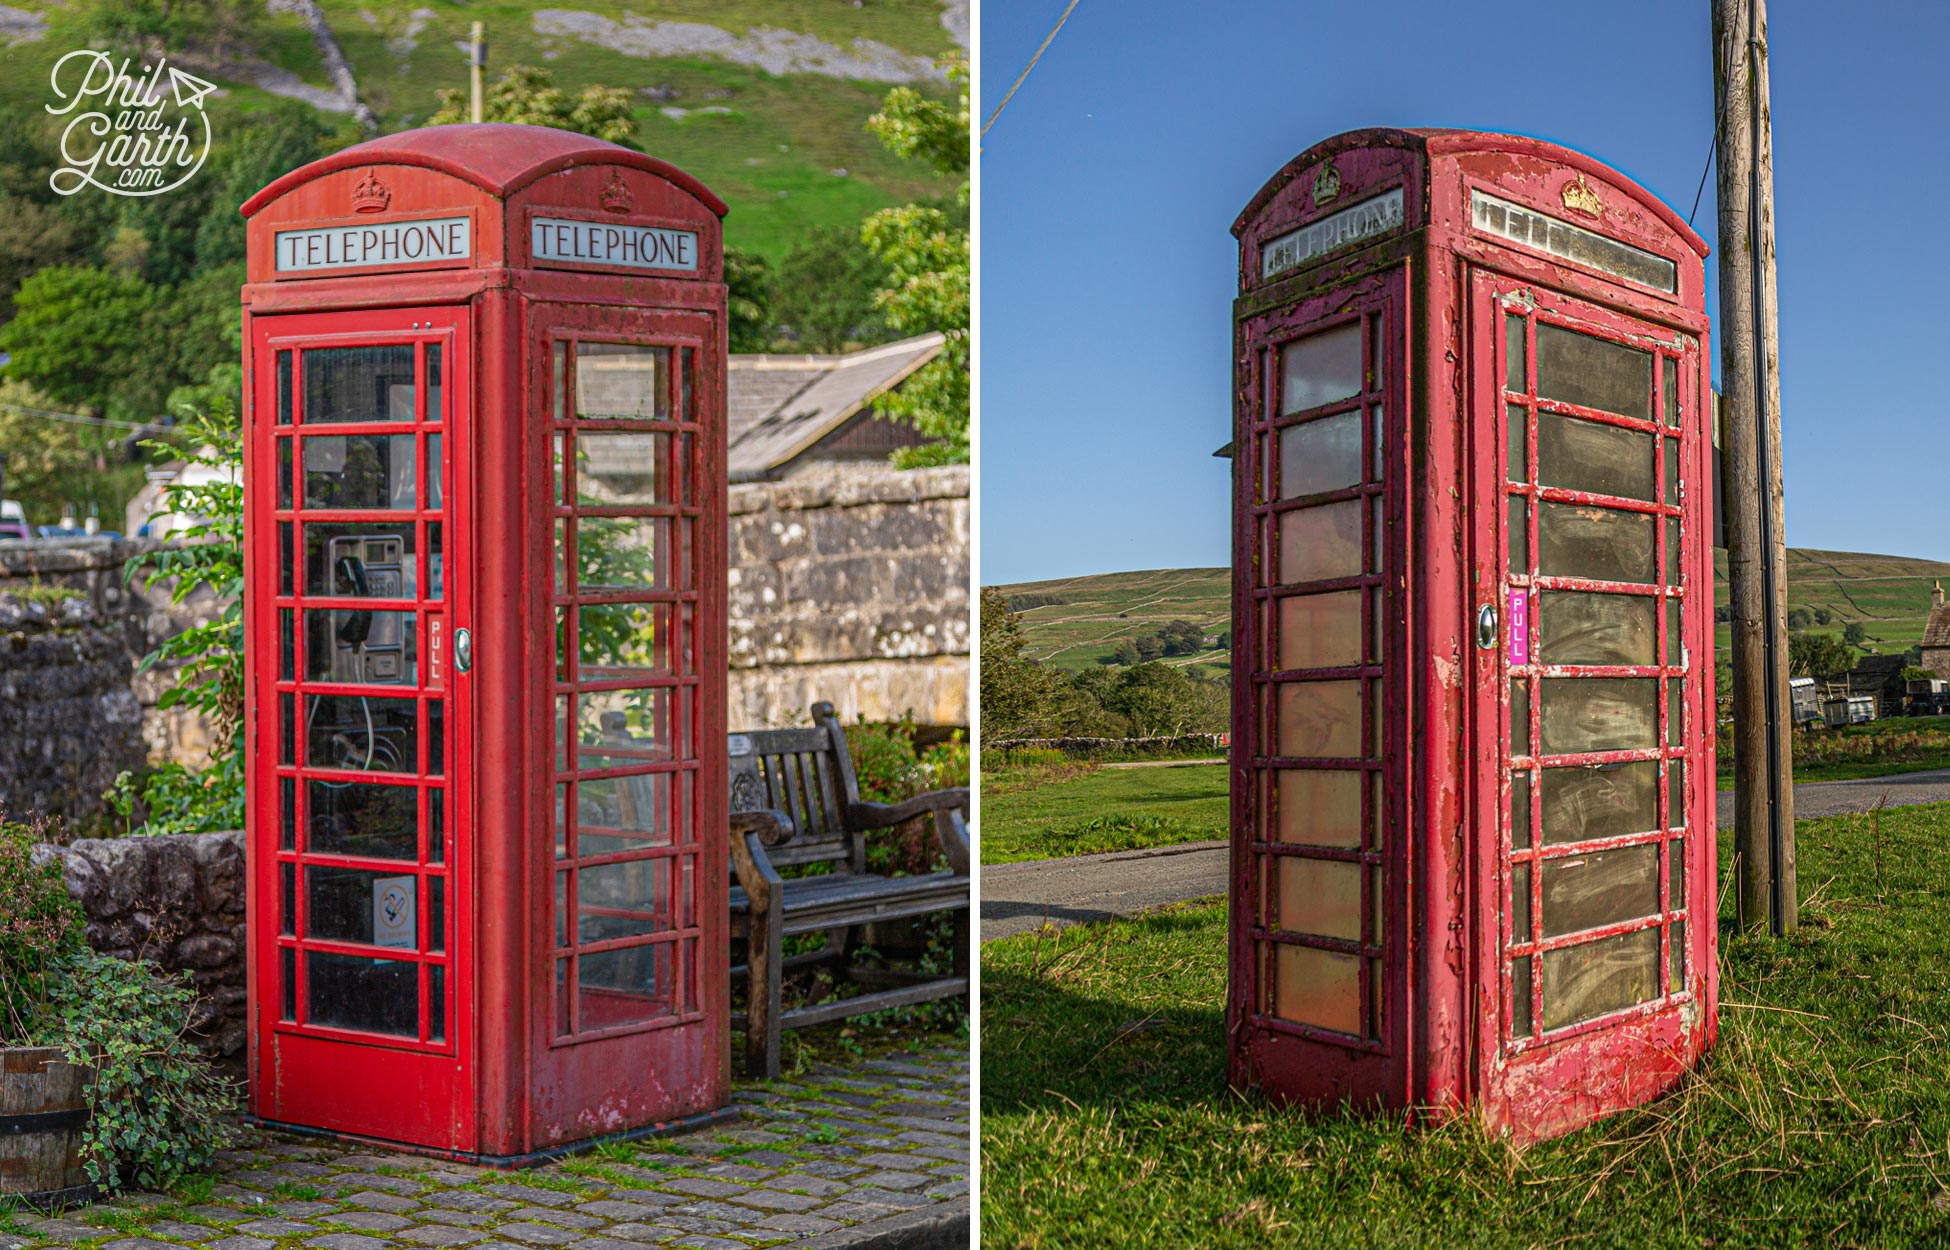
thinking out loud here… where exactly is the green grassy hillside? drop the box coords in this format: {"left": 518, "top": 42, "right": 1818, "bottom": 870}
{"left": 0, "top": 0, "right": 962, "bottom": 260}
{"left": 1000, "top": 546, "right": 1950, "bottom": 672}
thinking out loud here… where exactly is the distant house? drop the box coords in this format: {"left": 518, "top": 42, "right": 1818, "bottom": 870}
{"left": 728, "top": 333, "right": 946, "bottom": 482}
{"left": 1922, "top": 582, "right": 1950, "bottom": 682}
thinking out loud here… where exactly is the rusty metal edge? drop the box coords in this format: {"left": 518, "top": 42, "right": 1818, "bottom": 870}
{"left": 800, "top": 1200, "right": 969, "bottom": 1250}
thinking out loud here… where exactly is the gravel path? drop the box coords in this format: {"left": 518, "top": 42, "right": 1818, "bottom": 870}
{"left": 982, "top": 768, "right": 1950, "bottom": 943}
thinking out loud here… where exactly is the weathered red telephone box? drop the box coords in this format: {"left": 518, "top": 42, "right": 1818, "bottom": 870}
{"left": 1228, "top": 129, "right": 1717, "bottom": 1141}
{"left": 240, "top": 124, "right": 729, "bottom": 1160}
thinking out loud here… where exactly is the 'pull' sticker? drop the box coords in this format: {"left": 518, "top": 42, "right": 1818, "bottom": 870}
{"left": 1507, "top": 590, "right": 1529, "bottom": 666}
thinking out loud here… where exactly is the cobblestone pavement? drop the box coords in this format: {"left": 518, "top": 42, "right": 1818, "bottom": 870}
{"left": 0, "top": 1044, "right": 968, "bottom": 1250}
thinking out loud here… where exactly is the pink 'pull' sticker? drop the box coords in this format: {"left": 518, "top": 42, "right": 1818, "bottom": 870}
{"left": 1507, "top": 589, "right": 1529, "bottom": 665}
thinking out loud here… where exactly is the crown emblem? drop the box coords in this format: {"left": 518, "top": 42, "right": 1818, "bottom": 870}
{"left": 600, "top": 170, "right": 634, "bottom": 214}
{"left": 1312, "top": 162, "right": 1342, "bottom": 206}
{"left": 1560, "top": 174, "right": 1603, "bottom": 218}
{"left": 351, "top": 170, "right": 391, "bottom": 214}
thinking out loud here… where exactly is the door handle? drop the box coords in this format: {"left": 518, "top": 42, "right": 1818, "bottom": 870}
{"left": 1476, "top": 603, "right": 1499, "bottom": 650}
{"left": 453, "top": 627, "right": 473, "bottom": 673}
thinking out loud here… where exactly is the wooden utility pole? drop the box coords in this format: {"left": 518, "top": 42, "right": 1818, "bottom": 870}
{"left": 1714, "top": 0, "right": 1796, "bottom": 934}
{"left": 469, "top": 22, "right": 487, "bottom": 123}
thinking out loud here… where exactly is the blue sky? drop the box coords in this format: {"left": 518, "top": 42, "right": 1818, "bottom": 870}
{"left": 978, "top": 0, "right": 1949, "bottom": 586}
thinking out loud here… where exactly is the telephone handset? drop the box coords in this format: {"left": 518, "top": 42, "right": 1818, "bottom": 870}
{"left": 334, "top": 554, "right": 375, "bottom": 647}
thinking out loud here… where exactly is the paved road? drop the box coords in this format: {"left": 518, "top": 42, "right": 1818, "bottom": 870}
{"left": 981, "top": 767, "right": 1950, "bottom": 943}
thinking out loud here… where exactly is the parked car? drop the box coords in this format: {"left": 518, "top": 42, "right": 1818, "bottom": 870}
{"left": 0, "top": 520, "right": 27, "bottom": 542}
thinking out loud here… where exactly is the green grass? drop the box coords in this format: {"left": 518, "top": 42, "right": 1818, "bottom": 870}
{"left": 998, "top": 546, "right": 1950, "bottom": 676}
{"left": 981, "top": 762, "right": 1228, "bottom": 865}
{"left": 0, "top": 0, "right": 959, "bottom": 263}
{"left": 1716, "top": 718, "right": 1950, "bottom": 788}
{"left": 982, "top": 802, "right": 1950, "bottom": 1248}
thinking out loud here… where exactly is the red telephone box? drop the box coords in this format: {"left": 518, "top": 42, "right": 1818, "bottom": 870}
{"left": 239, "top": 124, "right": 730, "bottom": 1160}
{"left": 1228, "top": 129, "right": 1717, "bottom": 1142}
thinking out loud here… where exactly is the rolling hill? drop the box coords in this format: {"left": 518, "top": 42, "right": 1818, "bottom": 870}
{"left": 0, "top": 0, "right": 964, "bottom": 261}
{"left": 998, "top": 547, "right": 1950, "bottom": 673}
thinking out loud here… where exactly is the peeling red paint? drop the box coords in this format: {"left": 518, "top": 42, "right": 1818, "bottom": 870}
{"left": 1229, "top": 129, "right": 1716, "bottom": 1144}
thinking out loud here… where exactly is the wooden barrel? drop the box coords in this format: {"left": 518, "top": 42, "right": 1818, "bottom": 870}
{"left": 0, "top": 1047, "right": 94, "bottom": 1208}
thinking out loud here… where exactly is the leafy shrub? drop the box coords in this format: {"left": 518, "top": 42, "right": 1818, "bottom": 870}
{"left": 44, "top": 946, "right": 234, "bottom": 1192}
{"left": 0, "top": 816, "right": 85, "bottom": 1040}
{"left": 115, "top": 408, "right": 244, "bottom": 836}
{"left": 0, "top": 817, "right": 233, "bottom": 1193}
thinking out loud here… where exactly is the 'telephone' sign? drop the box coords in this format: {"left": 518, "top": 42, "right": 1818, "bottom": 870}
{"left": 275, "top": 216, "right": 472, "bottom": 273}
{"left": 532, "top": 217, "right": 698, "bottom": 272}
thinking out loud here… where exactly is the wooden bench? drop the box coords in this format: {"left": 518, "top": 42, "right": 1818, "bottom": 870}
{"left": 728, "top": 701, "right": 970, "bottom": 1078}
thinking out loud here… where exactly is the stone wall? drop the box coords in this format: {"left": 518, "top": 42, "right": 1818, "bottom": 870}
{"left": 729, "top": 465, "right": 969, "bottom": 728}
{"left": 0, "top": 593, "right": 148, "bottom": 828}
{"left": 35, "top": 830, "right": 247, "bottom": 1062}
{"left": 0, "top": 538, "right": 224, "bottom": 769}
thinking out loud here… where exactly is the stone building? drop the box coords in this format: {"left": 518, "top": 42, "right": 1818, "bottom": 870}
{"left": 1922, "top": 582, "right": 1950, "bottom": 681}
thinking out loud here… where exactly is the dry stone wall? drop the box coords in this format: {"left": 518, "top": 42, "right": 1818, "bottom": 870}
{"left": 34, "top": 830, "right": 247, "bottom": 1062}
{"left": 0, "top": 592, "right": 147, "bottom": 828}
{"left": 729, "top": 465, "right": 969, "bottom": 728}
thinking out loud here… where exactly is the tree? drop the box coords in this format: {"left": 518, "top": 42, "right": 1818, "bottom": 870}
{"left": 0, "top": 378, "right": 94, "bottom": 522}
{"left": 862, "top": 57, "right": 968, "bottom": 466}
{"left": 1843, "top": 621, "right": 1869, "bottom": 648}
{"left": 1109, "top": 640, "right": 1140, "bottom": 666}
{"left": 0, "top": 266, "right": 170, "bottom": 419}
{"left": 52, "top": 0, "right": 259, "bottom": 61}
{"left": 724, "top": 247, "right": 773, "bottom": 353}
{"left": 1789, "top": 631, "right": 1852, "bottom": 679}
{"left": 1132, "top": 635, "right": 1165, "bottom": 662}
{"left": 770, "top": 226, "right": 890, "bottom": 352}
{"left": 431, "top": 66, "right": 637, "bottom": 148}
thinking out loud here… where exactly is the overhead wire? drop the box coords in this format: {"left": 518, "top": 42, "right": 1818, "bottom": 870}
{"left": 981, "top": 0, "right": 1082, "bottom": 141}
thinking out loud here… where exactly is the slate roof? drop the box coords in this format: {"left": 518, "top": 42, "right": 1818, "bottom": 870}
{"left": 726, "top": 333, "right": 944, "bottom": 480}
{"left": 1925, "top": 599, "right": 1950, "bottom": 650}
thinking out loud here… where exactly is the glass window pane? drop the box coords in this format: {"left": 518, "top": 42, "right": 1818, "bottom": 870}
{"left": 1511, "top": 680, "right": 1531, "bottom": 755}
{"left": 578, "top": 516, "right": 671, "bottom": 593}
{"left": 1369, "top": 315, "right": 1385, "bottom": 393}
{"left": 553, "top": 342, "right": 567, "bottom": 422}
{"left": 304, "top": 524, "right": 417, "bottom": 598}
{"left": 428, "top": 788, "right": 444, "bottom": 862}
{"left": 578, "top": 773, "right": 673, "bottom": 853}
{"left": 577, "top": 432, "right": 673, "bottom": 506}
{"left": 307, "top": 779, "right": 417, "bottom": 860}
{"left": 1271, "top": 942, "right": 1361, "bottom": 1035}
{"left": 278, "top": 521, "right": 294, "bottom": 595}
{"left": 576, "top": 689, "right": 675, "bottom": 770}
{"left": 577, "top": 343, "right": 671, "bottom": 420}
{"left": 1277, "top": 681, "right": 1361, "bottom": 759}
{"left": 1664, "top": 439, "right": 1679, "bottom": 506}
{"left": 281, "top": 947, "right": 297, "bottom": 1021}
{"left": 1541, "top": 761, "right": 1658, "bottom": 843}
{"left": 429, "top": 963, "right": 445, "bottom": 1041}
{"left": 1541, "top": 926, "right": 1659, "bottom": 1031}
{"left": 1535, "top": 323, "right": 1652, "bottom": 421}
{"left": 1512, "top": 862, "right": 1531, "bottom": 942}
{"left": 1280, "top": 323, "right": 1363, "bottom": 413}
{"left": 277, "top": 437, "right": 293, "bottom": 508}
{"left": 306, "top": 609, "right": 415, "bottom": 685}
{"left": 1370, "top": 403, "right": 1384, "bottom": 481}
{"left": 1538, "top": 592, "right": 1657, "bottom": 666}
{"left": 1511, "top": 769, "right": 1532, "bottom": 850}
{"left": 1276, "top": 855, "right": 1361, "bottom": 941}
{"left": 1508, "top": 496, "right": 1528, "bottom": 571}
{"left": 280, "top": 862, "right": 295, "bottom": 935}
{"left": 1662, "top": 356, "right": 1679, "bottom": 426}
{"left": 1541, "top": 844, "right": 1658, "bottom": 937}
{"left": 428, "top": 876, "right": 445, "bottom": 953}
{"left": 1667, "top": 677, "right": 1684, "bottom": 746}
{"left": 1278, "top": 591, "right": 1361, "bottom": 671}
{"left": 306, "top": 695, "right": 419, "bottom": 775}
{"left": 279, "top": 609, "right": 295, "bottom": 680}
{"left": 1540, "top": 677, "right": 1658, "bottom": 754}
{"left": 1278, "top": 501, "right": 1362, "bottom": 585}
{"left": 306, "top": 865, "right": 420, "bottom": 948}
{"left": 304, "top": 345, "right": 416, "bottom": 424}
{"left": 280, "top": 693, "right": 295, "bottom": 765}
{"left": 276, "top": 350, "right": 293, "bottom": 425}
{"left": 306, "top": 951, "right": 418, "bottom": 1036}
{"left": 427, "top": 522, "right": 443, "bottom": 601}
{"left": 1669, "top": 838, "right": 1686, "bottom": 911}
{"left": 578, "top": 943, "right": 674, "bottom": 1031}
{"left": 1669, "top": 759, "right": 1685, "bottom": 829}
{"left": 1507, "top": 404, "right": 1528, "bottom": 482}
{"left": 1505, "top": 313, "right": 1525, "bottom": 394}
{"left": 1538, "top": 502, "right": 1656, "bottom": 584}
{"left": 1669, "top": 918, "right": 1685, "bottom": 991}
{"left": 1512, "top": 955, "right": 1533, "bottom": 1037}
{"left": 426, "top": 433, "right": 443, "bottom": 510}
{"left": 1537, "top": 413, "right": 1655, "bottom": 502}
{"left": 1666, "top": 517, "right": 1682, "bottom": 586}
{"left": 280, "top": 776, "right": 296, "bottom": 849}
{"left": 579, "top": 603, "right": 672, "bottom": 682}
{"left": 1275, "top": 769, "right": 1361, "bottom": 847}
{"left": 303, "top": 435, "right": 416, "bottom": 510}
{"left": 578, "top": 860, "right": 674, "bottom": 943}
{"left": 1279, "top": 413, "right": 1361, "bottom": 499}
{"left": 426, "top": 344, "right": 442, "bottom": 423}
